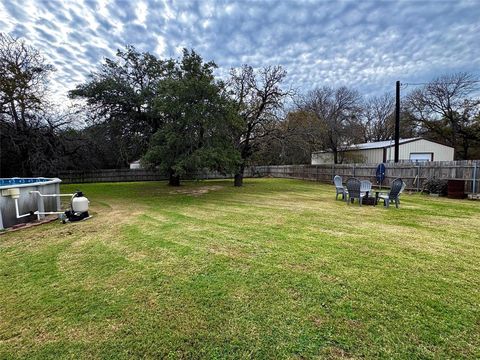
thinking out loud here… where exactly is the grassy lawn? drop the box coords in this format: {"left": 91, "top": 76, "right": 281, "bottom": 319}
{"left": 0, "top": 178, "right": 479, "bottom": 359}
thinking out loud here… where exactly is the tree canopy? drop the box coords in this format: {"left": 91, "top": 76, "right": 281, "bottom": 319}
{"left": 406, "top": 73, "right": 480, "bottom": 159}
{"left": 69, "top": 46, "right": 174, "bottom": 167}
{"left": 298, "top": 86, "right": 363, "bottom": 164}
{"left": 228, "top": 65, "right": 291, "bottom": 186}
{"left": 0, "top": 33, "right": 62, "bottom": 176}
{"left": 2, "top": 34, "right": 480, "bottom": 179}
{"left": 142, "top": 50, "right": 241, "bottom": 185}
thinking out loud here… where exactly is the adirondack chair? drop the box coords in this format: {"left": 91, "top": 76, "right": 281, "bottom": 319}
{"left": 346, "top": 178, "right": 363, "bottom": 206}
{"left": 378, "top": 178, "right": 404, "bottom": 208}
{"left": 334, "top": 175, "right": 347, "bottom": 200}
{"left": 360, "top": 180, "right": 372, "bottom": 198}
{"left": 396, "top": 181, "right": 407, "bottom": 205}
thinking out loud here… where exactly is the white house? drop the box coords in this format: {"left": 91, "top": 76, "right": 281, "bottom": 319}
{"left": 311, "top": 138, "right": 455, "bottom": 164}
{"left": 129, "top": 160, "right": 142, "bottom": 169}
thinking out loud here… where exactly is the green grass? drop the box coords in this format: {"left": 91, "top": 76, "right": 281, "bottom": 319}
{"left": 0, "top": 178, "right": 479, "bottom": 359}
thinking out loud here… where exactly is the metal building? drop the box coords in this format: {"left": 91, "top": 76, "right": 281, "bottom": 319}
{"left": 311, "top": 138, "right": 455, "bottom": 164}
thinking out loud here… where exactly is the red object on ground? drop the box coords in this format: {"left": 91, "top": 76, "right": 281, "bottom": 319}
{"left": 447, "top": 180, "right": 466, "bottom": 199}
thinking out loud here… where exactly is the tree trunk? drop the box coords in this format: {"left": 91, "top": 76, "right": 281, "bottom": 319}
{"left": 234, "top": 173, "right": 243, "bottom": 187}
{"left": 234, "top": 164, "right": 245, "bottom": 187}
{"left": 10, "top": 101, "right": 22, "bottom": 131}
{"left": 462, "top": 138, "right": 469, "bottom": 160}
{"left": 333, "top": 149, "right": 338, "bottom": 164}
{"left": 168, "top": 170, "right": 180, "bottom": 186}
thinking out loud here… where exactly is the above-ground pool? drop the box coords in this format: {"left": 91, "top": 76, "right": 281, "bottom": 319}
{"left": 0, "top": 178, "right": 61, "bottom": 229}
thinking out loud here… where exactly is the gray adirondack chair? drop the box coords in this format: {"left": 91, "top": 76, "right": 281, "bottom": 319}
{"left": 334, "top": 175, "right": 347, "bottom": 200}
{"left": 360, "top": 180, "right": 372, "bottom": 198}
{"left": 378, "top": 178, "right": 404, "bottom": 208}
{"left": 396, "top": 181, "right": 407, "bottom": 205}
{"left": 346, "top": 178, "right": 363, "bottom": 206}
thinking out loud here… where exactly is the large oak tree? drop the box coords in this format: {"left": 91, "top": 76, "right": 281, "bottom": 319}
{"left": 69, "top": 46, "right": 173, "bottom": 167}
{"left": 143, "top": 50, "right": 241, "bottom": 186}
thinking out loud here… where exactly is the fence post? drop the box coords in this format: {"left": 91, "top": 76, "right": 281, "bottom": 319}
{"left": 416, "top": 165, "right": 420, "bottom": 192}
{"left": 353, "top": 163, "right": 356, "bottom": 177}
{"left": 473, "top": 162, "right": 478, "bottom": 194}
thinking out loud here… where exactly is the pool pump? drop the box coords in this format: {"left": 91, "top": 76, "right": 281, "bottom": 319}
{"left": 64, "top": 191, "right": 90, "bottom": 222}
{"left": 0, "top": 180, "right": 92, "bottom": 230}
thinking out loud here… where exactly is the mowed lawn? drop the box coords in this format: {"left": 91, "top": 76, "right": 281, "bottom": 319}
{"left": 0, "top": 179, "right": 479, "bottom": 359}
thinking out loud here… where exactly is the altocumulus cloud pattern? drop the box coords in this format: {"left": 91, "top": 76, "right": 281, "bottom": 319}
{"left": 1, "top": 0, "right": 479, "bottom": 100}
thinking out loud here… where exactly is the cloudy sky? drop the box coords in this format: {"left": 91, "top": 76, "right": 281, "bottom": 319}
{"left": 1, "top": 0, "right": 479, "bottom": 101}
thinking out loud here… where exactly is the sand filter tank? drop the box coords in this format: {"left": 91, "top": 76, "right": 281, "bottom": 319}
{"left": 0, "top": 178, "right": 92, "bottom": 230}
{"left": 64, "top": 191, "right": 90, "bottom": 222}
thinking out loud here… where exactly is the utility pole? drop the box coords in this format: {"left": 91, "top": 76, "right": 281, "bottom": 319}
{"left": 394, "top": 80, "right": 400, "bottom": 163}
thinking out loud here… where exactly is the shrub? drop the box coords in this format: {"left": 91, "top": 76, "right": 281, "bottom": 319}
{"left": 423, "top": 178, "right": 448, "bottom": 195}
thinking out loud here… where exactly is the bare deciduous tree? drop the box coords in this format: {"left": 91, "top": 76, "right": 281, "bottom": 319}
{"left": 229, "top": 65, "right": 291, "bottom": 186}
{"left": 362, "top": 93, "right": 395, "bottom": 142}
{"left": 406, "top": 72, "right": 480, "bottom": 159}
{"left": 300, "top": 86, "right": 363, "bottom": 163}
{"left": 0, "top": 33, "right": 54, "bottom": 131}
{"left": 0, "top": 33, "right": 61, "bottom": 176}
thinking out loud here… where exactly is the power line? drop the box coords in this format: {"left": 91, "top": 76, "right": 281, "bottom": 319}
{"left": 401, "top": 80, "right": 480, "bottom": 87}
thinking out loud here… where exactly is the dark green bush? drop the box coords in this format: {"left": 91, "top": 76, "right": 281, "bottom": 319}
{"left": 423, "top": 178, "right": 448, "bottom": 195}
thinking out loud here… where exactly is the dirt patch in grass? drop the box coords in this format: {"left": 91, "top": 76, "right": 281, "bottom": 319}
{"left": 207, "top": 243, "right": 249, "bottom": 259}
{"left": 321, "top": 346, "right": 355, "bottom": 359}
{"left": 169, "top": 185, "right": 224, "bottom": 196}
{"left": 57, "top": 203, "right": 148, "bottom": 275}
{"left": 310, "top": 315, "right": 326, "bottom": 328}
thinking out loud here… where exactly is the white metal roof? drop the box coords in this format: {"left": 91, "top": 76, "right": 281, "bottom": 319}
{"left": 312, "top": 138, "right": 422, "bottom": 154}
{"left": 350, "top": 138, "right": 420, "bottom": 150}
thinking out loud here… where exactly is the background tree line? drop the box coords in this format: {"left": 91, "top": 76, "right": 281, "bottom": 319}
{"left": 1, "top": 34, "right": 479, "bottom": 184}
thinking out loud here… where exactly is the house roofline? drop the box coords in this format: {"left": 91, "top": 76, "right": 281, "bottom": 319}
{"left": 312, "top": 137, "right": 453, "bottom": 155}
{"left": 377, "top": 137, "right": 453, "bottom": 149}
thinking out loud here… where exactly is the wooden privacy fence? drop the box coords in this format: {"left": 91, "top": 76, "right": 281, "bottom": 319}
{"left": 54, "top": 168, "right": 257, "bottom": 184}
{"left": 55, "top": 161, "right": 479, "bottom": 193}
{"left": 56, "top": 169, "right": 167, "bottom": 183}
{"left": 253, "top": 160, "right": 480, "bottom": 193}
